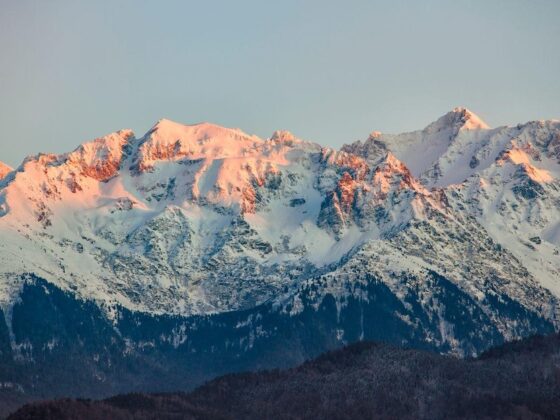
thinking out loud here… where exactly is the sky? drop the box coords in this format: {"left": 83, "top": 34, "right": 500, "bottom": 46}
{"left": 1, "top": 0, "right": 559, "bottom": 167}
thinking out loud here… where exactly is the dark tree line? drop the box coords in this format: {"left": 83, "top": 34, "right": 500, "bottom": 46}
{"left": 9, "top": 333, "right": 560, "bottom": 419}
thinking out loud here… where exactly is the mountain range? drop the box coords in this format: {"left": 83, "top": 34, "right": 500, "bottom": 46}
{"left": 0, "top": 107, "right": 559, "bottom": 414}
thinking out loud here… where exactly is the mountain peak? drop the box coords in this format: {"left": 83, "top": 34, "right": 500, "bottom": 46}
{"left": 136, "top": 119, "right": 264, "bottom": 172}
{"left": 65, "top": 130, "right": 134, "bottom": 181}
{"left": 426, "top": 107, "right": 490, "bottom": 133}
{"left": 0, "top": 161, "right": 12, "bottom": 180}
{"left": 370, "top": 152, "right": 429, "bottom": 202}
{"left": 367, "top": 131, "right": 383, "bottom": 140}
{"left": 270, "top": 130, "right": 296, "bottom": 143}
{"left": 378, "top": 152, "right": 410, "bottom": 174}
{"left": 374, "top": 152, "right": 416, "bottom": 186}
{"left": 150, "top": 119, "right": 251, "bottom": 139}
{"left": 452, "top": 107, "right": 489, "bottom": 129}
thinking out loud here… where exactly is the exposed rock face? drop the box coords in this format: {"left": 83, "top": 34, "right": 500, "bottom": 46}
{"left": 66, "top": 130, "right": 132, "bottom": 181}
{"left": 317, "top": 171, "right": 358, "bottom": 234}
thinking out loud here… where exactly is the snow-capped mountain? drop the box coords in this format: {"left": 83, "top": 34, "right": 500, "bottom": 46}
{"left": 1, "top": 109, "right": 558, "bottom": 316}
{"left": 342, "top": 107, "right": 560, "bottom": 296}
{"left": 0, "top": 109, "right": 559, "bottom": 407}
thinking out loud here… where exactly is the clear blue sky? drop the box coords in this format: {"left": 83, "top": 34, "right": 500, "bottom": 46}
{"left": 1, "top": 0, "right": 559, "bottom": 167}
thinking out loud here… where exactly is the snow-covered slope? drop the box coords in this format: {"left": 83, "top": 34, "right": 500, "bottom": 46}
{"left": 344, "top": 108, "right": 497, "bottom": 186}
{"left": 343, "top": 110, "right": 560, "bottom": 299}
{"left": 0, "top": 111, "right": 559, "bottom": 336}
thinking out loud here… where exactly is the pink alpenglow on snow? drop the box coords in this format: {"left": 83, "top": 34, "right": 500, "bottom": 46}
{"left": 0, "top": 109, "right": 560, "bottom": 318}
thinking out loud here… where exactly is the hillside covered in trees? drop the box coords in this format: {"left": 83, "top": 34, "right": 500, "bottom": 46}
{"left": 9, "top": 333, "right": 560, "bottom": 419}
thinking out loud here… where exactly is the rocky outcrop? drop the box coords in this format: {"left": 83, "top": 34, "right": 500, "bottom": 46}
{"left": 66, "top": 130, "right": 132, "bottom": 181}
